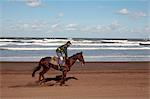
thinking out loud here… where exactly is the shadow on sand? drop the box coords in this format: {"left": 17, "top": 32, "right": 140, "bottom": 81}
{"left": 43, "top": 75, "right": 78, "bottom": 82}
{"left": 9, "top": 75, "right": 78, "bottom": 88}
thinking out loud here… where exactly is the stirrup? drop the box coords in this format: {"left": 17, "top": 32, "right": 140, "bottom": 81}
{"left": 58, "top": 64, "right": 61, "bottom": 69}
{"left": 58, "top": 65, "right": 62, "bottom": 70}
{"left": 60, "top": 66, "right": 65, "bottom": 71}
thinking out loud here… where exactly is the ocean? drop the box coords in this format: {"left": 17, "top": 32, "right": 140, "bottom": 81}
{"left": 0, "top": 37, "right": 150, "bottom": 62}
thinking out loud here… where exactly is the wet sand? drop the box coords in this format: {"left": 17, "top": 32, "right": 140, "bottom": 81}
{"left": 0, "top": 61, "right": 150, "bottom": 99}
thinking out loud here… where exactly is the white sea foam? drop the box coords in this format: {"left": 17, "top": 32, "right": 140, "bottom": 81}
{"left": 0, "top": 39, "right": 18, "bottom": 42}
{"left": 101, "top": 40, "right": 129, "bottom": 43}
{"left": 1, "top": 55, "right": 150, "bottom": 58}
{"left": 0, "top": 42, "right": 11, "bottom": 46}
{"left": 1, "top": 47, "right": 150, "bottom": 50}
{"left": 1, "top": 38, "right": 150, "bottom": 62}
{"left": 1, "top": 38, "right": 150, "bottom": 47}
{"left": 0, "top": 41, "right": 140, "bottom": 46}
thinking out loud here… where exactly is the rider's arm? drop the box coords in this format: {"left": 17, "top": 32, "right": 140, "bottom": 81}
{"left": 63, "top": 44, "right": 68, "bottom": 58}
{"left": 59, "top": 44, "right": 68, "bottom": 58}
{"left": 64, "top": 49, "right": 68, "bottom": 58}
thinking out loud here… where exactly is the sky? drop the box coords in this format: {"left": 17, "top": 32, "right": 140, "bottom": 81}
{"left": 1, "top": 0, "right": 150, "bottom": 39}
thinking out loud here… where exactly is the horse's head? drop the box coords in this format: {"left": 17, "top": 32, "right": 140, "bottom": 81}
{"left": 76, "top": 52, "right": 85, "bottom": 65}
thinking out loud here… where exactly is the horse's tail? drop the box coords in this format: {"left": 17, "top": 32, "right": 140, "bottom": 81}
{"left": 32, "top": 65, "right": 41, "bottom": 77}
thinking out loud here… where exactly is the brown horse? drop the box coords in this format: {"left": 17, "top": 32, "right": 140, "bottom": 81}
{"left": 32, "top": 52, "right": 85, "bottom": 85}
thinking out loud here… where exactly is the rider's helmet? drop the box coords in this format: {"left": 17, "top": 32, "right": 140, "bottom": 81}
{"left": 66, "top": 41, "right": 71, "bottom": 45}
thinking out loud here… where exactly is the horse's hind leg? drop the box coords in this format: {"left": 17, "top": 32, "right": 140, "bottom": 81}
{"left": 39, "top": 67, "right": 49, "bottom": 82}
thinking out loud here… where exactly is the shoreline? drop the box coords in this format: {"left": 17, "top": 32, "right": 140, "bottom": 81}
{"left": 1, "top": 61, "right": 150, "bottom": 65}
{"left": 1, "top": 61, "right": 149, "bottom": 99}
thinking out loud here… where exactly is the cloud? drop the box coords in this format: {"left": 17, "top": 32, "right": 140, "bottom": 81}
{"left": 70, "top": 21, "right": 122, "bottom": 34}
{"left": 26, "top": 0, "right": 42, "bottom": 7}
{"left": 95, "top": 25, "right": 110, "bottom": 33}
{"left": 65, "top": 24, "right": 77, "bottom": 28}
{"left": 124, "top": 25, "right": 150, "bottom": 36}
{"left": 58, "top": 12, "right": 64, "bottom": 17}
{"left": 109, "top": 21, "right": 121, "bottom": 30}
{"left": 81, "top": 26, "right": 92, "bottom": 32}
{"left": 144, "top": 26, "right": 150, "bottom": 31}
{"left": 22, "top": 23, "right": 29, "bottom": 28}
{"left": 117, "top": 8, "right": 147, "bottom": 19}
{"left": 65, "top": 28, "right": 77, "bottom": 31}
{"left": 51, "top": 24, "right": 59, "bottom": 29}
{"left": 8, "top": 0, "right": 43, "bottom": 7}
{"left": 130, "top": 11, "right": 147, "bottom": 19}
{"left": 94, "top": 21, "right": 121, "bottom": 33}
{"left": 142, "top": 26, "right": 150, "bottom": 34}
{"left": 117, "top": 8, "right": 130, "bottom": 15}
{"left": 65, "top": 24, "right": 78, "bottom": 31}
{"left": 54, "top": 12, "right": 64, "bottom": 24}
{"left": 5, "top": 20, "right": 49, "bottom": 32}
{"left": 3, "top": 19, "right": 149, "bottom": 38}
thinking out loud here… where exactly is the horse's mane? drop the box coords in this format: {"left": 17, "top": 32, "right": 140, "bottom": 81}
{"left": 69, "top": 52, "right": 82, "bottom": 59}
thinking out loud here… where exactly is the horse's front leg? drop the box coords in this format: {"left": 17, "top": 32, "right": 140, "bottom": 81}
{"left": 60, "top": 70, "right": 67, "bottom": 86}
{"left": 39, "top": 74, "right": 41, "bottom": 82}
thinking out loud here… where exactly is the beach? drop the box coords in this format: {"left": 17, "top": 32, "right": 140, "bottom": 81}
{"left": 0, "top": 61, "right": 149, "bottom": 99}
{"left": 1, "top": 0, "right": 150, "bottom": 98}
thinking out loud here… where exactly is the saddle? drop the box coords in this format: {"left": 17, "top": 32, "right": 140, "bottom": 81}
{"left": 50, "top": 56, "right": 65, "bottom": 66}
{"left": 50, "top": 56, "right": 58, "bottom": 65}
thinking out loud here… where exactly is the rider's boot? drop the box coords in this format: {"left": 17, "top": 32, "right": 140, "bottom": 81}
{"left": 58, "top": 57, "right": 64, "bottom": 71}
{"left": 58, "top": 64, "right": 61, "bottom": 70}
{"left": 58, "top": 64, "right": 64, "bottom": 71}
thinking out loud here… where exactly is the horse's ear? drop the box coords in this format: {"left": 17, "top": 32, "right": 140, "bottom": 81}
{"left": 80, "top": 51, "right": 83, "bottom": 54}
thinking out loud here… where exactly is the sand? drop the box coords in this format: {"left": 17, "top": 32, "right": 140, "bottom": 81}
{"left": 0, "top": 61, "right": 150, "bottom": 99}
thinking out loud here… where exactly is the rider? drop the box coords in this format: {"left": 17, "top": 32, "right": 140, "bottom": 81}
{"left": 56, "top": 41, "right": 71, "bottom": 71}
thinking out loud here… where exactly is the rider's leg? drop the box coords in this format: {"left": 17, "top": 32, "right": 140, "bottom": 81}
{"left": 57, "top": 52, "right": 61, "bottom": 64}
{"left": 62, "top": 54, "right": 69, "bottom": 71}
{"left": 56, "top": 52, "right": 64, "bottom": 70}
{"left": 60, "top": 56, "right": 63, "bottom": 65}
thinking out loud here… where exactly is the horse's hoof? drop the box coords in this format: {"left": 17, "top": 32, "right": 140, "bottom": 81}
{"left": 60, "top": 82, "right": 65, "bottom": 86}
{"left": 60, "top": 84, "right": 68, "bottom": 86}
{"left": 39, "top": 82, "right": 46, "bottom": 86}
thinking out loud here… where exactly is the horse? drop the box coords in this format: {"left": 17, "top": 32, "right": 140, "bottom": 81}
{"left": 32, "top": 52, "right": 85, "bottom": 86}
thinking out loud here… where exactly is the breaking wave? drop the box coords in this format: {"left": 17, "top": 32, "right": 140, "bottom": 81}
{"left": 0, "top": 38, "right": 150, "bottom": 62}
